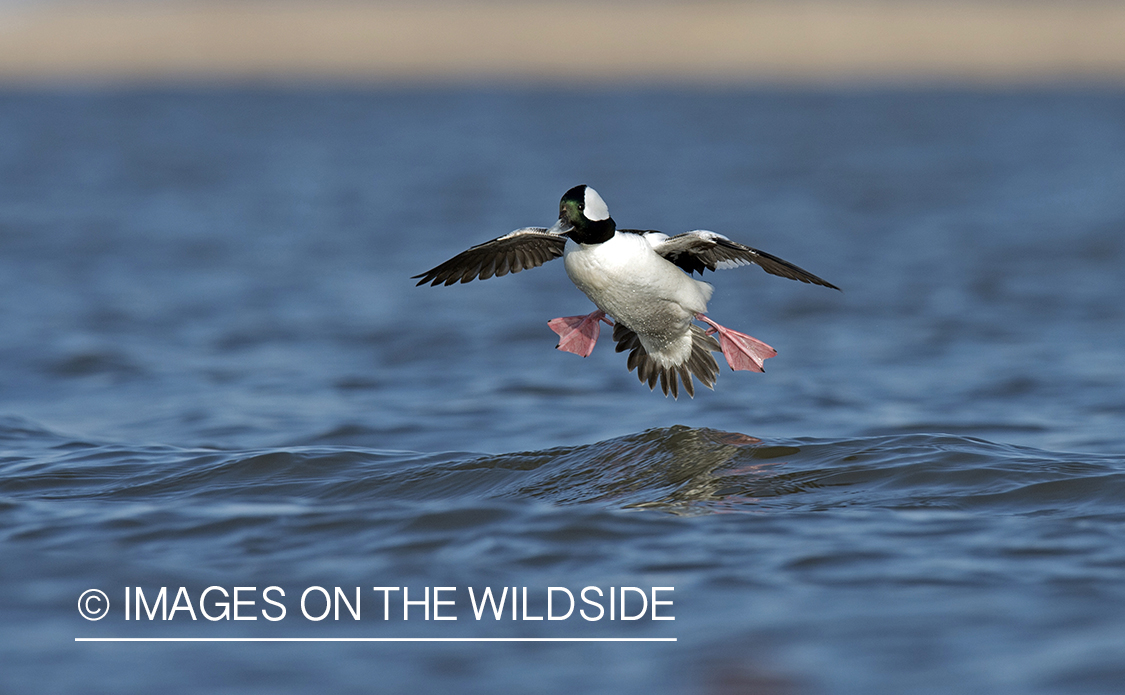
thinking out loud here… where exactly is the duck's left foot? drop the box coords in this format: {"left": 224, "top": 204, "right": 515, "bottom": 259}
{"left": 696, "top": 314, "right": 776, "bottom": 372}
{"left": 548, "top": 310, "right": 614, "bottom": 357}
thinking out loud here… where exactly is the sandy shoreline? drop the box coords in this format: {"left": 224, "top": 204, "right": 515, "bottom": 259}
{"left": 2, "top": 1, "right": 1125, "bottom": 84}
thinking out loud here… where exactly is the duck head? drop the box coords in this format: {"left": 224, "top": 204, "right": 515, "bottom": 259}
{"left": 547, "top": 184, "right": 616, "bottom": 245}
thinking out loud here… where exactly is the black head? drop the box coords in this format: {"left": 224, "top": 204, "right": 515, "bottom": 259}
{"left": 554, "top": 184, "right": 616, "bottom": 245}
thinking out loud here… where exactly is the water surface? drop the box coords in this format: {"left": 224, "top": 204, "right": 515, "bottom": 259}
{"left": 1, "top": 88, "right": 1124, "bottom": 694}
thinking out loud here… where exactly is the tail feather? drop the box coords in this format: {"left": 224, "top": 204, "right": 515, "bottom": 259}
{"left": 676, "top": 364, "right": 695, "bottom": 399}
{"left": 612, "top": 322, "right": 721, "bottom": 399}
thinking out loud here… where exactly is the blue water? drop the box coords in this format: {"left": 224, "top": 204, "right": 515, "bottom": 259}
{"left": 1, "top": 89, "right": 1124, "bottom": 694}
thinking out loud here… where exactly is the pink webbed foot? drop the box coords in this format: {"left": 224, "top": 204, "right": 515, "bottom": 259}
{"left": 548, "top": 310, "right": 614, "bottom": 357}
{"left": 696, "top": 314, "right": 777, "bottom": 372}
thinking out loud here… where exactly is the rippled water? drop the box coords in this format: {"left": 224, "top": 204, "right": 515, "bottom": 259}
{"left": 1, "top": 89, "right": 1124, "bottom": 693}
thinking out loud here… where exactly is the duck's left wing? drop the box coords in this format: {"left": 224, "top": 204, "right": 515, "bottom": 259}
{"left": 413, "top": 227, "right": 567, "bottom": 286}
{"left": 637, "top": 229, "right": 840, "bottom": 291}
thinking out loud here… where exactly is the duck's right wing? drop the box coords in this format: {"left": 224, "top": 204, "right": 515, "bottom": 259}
{"left": 413, "top": 227, "right": 568, "bottom": 286}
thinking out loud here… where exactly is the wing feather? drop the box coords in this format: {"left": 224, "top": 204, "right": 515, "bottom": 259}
{"left": 413, "top": 227, "right": 567, "bottom": 286}
{"left": 634, "top": 229, "right": 840, "bottom": 290}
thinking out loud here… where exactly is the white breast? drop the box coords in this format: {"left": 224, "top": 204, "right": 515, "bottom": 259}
{"left": 563, "top": 232, "right": 713, "bottom": 356}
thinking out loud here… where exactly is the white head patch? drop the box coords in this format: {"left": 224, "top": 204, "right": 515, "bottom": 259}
{"left": 583, "top": 186, "right": 610, "bottom": 221}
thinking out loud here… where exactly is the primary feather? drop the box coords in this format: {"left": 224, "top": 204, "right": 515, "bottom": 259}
{"left": 412, "top": 227, "right": 566, "bottom": 286}
{"left": 635, "top": 229, "right": 840, "bottom": 289}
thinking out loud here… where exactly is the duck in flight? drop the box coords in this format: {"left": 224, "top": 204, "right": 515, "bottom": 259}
{"left": 414, "top": 185, "right": 839, "bottom": 398}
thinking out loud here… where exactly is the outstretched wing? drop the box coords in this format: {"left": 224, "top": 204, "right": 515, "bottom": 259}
{"left": 635, "top": 229, "right": 840, "bottom": 291}
{"left": 413, "top": 227, "right": 568, "bottom": 286}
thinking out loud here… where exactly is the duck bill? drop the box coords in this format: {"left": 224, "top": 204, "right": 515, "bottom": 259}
{"left": 546, "top": 218, "right": 574, "bottom": 237}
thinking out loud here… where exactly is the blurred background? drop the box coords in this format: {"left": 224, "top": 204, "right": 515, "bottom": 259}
{"left": 3, "top": 1, "right": 1125, "bottom": 84}
{"left": 2, "top": 3, "right": 1124, "bottom": 695}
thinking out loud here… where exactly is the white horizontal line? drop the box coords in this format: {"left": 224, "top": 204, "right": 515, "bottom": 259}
{"left": 76, "top": 637, "right": 676, "bottom": 643}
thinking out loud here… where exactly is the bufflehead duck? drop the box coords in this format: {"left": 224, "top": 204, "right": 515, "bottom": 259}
{"left": 414, "top": 185, "right": 839, "bottom": 398}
